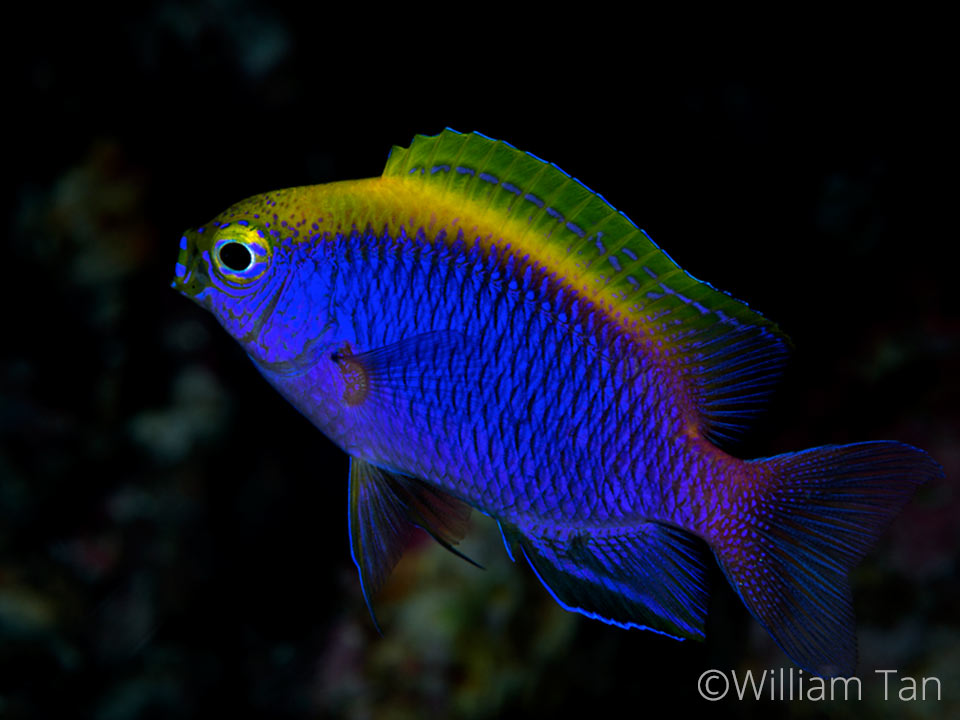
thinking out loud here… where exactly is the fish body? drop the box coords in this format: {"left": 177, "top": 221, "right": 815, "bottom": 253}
{"left": 173, "top": 130, "right": 940, "bottom": 676}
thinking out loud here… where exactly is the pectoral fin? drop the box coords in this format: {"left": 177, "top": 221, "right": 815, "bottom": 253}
{"left": 348, "top": 457, "right": 480, "bottom": 629}
{"left": 332, "top": 330, "right": 477, "bottom": 410}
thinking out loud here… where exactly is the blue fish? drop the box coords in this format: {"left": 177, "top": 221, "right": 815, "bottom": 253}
{"left": 173, "top": 129, "right": 941, "bottom": 676}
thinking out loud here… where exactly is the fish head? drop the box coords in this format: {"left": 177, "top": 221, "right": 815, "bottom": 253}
{"left": 172, "top": 216, "right": 275, "bottom": 330}
{"left": 172, "top": 208, "right": 336, "bottom": 372}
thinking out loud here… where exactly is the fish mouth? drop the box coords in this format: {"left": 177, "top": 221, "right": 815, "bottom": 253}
{"left": 171, "top": 233, "right": 210, "bottom": 301}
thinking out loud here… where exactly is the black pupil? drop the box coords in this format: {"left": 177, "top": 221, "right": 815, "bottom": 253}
{"left": 220, "top": 242, "right": 253, "bottom": 272}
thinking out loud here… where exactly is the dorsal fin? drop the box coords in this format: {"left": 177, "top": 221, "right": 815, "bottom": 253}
{"left": 383, "top": 129, "right": 791, "bottom": 445}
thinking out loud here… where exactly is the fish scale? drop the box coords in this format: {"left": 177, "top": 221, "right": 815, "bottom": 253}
{"left": 326, "top": 231, "right": 659, "bottom": 524}
{"left": 174, "top": 129, "right": 941, "bottom": 676}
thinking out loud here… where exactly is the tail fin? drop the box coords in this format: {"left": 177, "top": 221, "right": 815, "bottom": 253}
{"left": 711, "top": 441, "right": 941, "bottom": 677}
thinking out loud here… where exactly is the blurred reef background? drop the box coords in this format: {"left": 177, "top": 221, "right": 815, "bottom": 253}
{"left": 4, "top": 6, "right": 957, "bottom": 718}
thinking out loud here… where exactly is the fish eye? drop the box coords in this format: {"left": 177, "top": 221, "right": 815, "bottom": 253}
{"left": 211, "top": 226, "right": 271, "bottom": 287}
{"left": 218, "top": 242, "right": 253, "bottom": 272}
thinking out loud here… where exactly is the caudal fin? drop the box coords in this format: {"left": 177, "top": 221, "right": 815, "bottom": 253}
{"left": 711, "top": 441, "right": 941, "bottom": 677}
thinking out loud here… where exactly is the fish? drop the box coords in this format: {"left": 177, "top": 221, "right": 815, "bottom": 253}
{"left": 172, "top": 129, "right": 941, "bottom": 677}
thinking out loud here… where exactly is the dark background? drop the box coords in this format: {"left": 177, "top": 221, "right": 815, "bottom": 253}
{"left": 4, "top": 7, "right": 956, "bottom": 719}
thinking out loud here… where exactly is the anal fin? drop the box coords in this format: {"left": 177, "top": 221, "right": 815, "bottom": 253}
{"left": 348, "top": 457, "right": 480, "bottom": 629}
{"left": 511, "top": 521, "right": 710, "bottom": 641}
